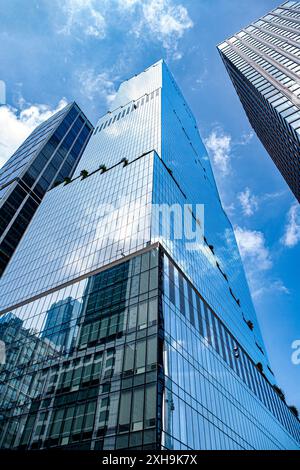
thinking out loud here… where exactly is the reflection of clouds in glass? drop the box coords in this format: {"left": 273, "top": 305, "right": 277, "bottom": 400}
{"left": 171, "top": 338, "right": 185, "bottom": 352}
{"left": 0, "top": 259, "right": 89, "bottom": 335}
{"left": 103, "top": 123, "right": 126, "bottom": 138}
{"left": 220, "top": 227, "right": 242, "bottom": 284}
{"left": 75, "top": 90, "right": 161, "bottom": 175}
{"left": 0, "top": 154, "right": 154, "bottom": 311}
{"left": 111, "top": 62, "right": 162, "bottom": 109}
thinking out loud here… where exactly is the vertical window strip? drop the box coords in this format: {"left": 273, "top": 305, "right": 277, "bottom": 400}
{"left": 168, "top": 262, "right": 175, "bottom": 306}
{"left": 215, "top": 317, "right": 228, "bottom": 364}
{"left": 195, "top": 295, "right": 204, "bottom": 338}
{"left": 191, "top": 289, "right": 199, "bottom": 332}
{"left": 178, "top": 274, "right": 186, "bottom": 316}
{"left": 239, "top": 350, "right": 253, "bottom": 392}
{"left": 210, "top": 313, "right": 220, "bottom": 356}
{"left": 203, "top": 304, "right": 212, "bottom": 346}
{"left": 187, "top": 283, "right": 195, "bottom": 327}
{"left": 242, "top": 352, "right": 256, "bottom": 395}
{"left": 221, "top": 325, "right": 234, "bottom": 370}
{"left": 228, "top": 333, "right": 241, "bottom": 378}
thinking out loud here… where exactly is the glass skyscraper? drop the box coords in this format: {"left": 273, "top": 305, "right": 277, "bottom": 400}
{"left": 0, "top": 60, "right": 299, "bottom": 450}
{"left": 218, "top": 1, "right": 300, "bottom": 202}
{"left": 0, "top": 102, "right": 93, "bottom": 276}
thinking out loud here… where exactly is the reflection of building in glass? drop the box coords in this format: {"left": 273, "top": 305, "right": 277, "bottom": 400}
{"left": 218, "top": 1, "right": 300, "bottom": 202}
{"left": 41, "top": 297, "right": 81, "bottom": 351}
{"left": 0, "top": 102, "right": 93, "bottom": 276}
{"left": 0, "top": 60, "right": 299, "bottom": 450}
{"left": 0, "top": 257, "right": 158, "bottom": 449}
{"left": 0, "top": 80, "right": 6, "bottom": 105}
{"left": 0, "top": 312, "right": 60, "bottom": 447}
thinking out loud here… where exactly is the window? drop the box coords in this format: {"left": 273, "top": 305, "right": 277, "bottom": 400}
{"left": 119, "top": 390, "right": 132, "bottom": 430}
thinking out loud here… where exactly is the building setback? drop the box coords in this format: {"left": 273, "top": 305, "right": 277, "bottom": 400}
{"left": 218, "top": 1, "right": 300, "bottom": 202}
{"left": 0, "top": 61, "right": 299, "bottom": 450}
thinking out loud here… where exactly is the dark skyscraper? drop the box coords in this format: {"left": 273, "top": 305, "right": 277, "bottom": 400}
{"left": 218, "top": 1, "right": 300, "bottom": 202}
{"left": 0, "top": 61, "right": 299, "bottom": 450}
{"left": 0, "top": 102, "right": 93, "bottom": 276}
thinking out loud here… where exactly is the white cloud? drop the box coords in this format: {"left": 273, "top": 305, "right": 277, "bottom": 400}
{"left": 223, "top": 202, "right": 235, "bottom": 217}
{"left": 263, "top": 190, "right": 286, "bottom": 201}
{"left": 0, "top": 99, "right": 67, "bottom": 168}
{"left": 135, "top": 0, "right": 193, "bottom": 59}
{"left": 236, "top": 131, "right": 254, "bottom": 146}
{"left": 224, "top": 226, "right": 288, "bottom": 300}
{"left": 59, "top": 0, "right": 106, "bottom": 38}
{"left": 191, "top": 66, "right": 208, "bottom": 90}
{"left": 118, "top": 0, "right": 193, "bottom": 58}
{"left": 142, "top": 0, "right": 193, "bottom": 44}
{"left": 252, "top": 280, "right": 290, "bottom": 299}
{"left": 225, "top": 187, "right": 284, "bottom": 220}
{"left": 281, "top": 203, "right": 300, "bottom": 248}
{"left": 57, "top": 0, "right": 193, "bottom": 59}
{"left": 233, "top": 226, "right": 290, "bottom": 299}
{"left": 204, "top": 129, "right": 232, "bottom": 176}
{"left": 234, "top": 226, "right": 272, "bottom": 271}
{"left": 77, "top": 69, "right": 117, "bottom": 105}
{"left": 238, "top": 187, "right": 259, "bottom": 217}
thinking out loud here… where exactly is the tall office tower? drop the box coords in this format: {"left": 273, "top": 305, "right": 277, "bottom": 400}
{"left": 0, "top": 102, "right": 93, "bottom": 276}
{"left": 218, "top": 1, "right": 300, "bottom": 202}
{"left": 41, "top": 297, "right": 81, "bottom": 351}
{"left": 0, "top": 60, "right": 299, "bottom": 450}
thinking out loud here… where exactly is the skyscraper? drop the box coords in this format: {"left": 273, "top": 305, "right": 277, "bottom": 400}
{"left": 218, "top": 1, "right": 300, "bottom": 202}
{"left": 0, "top": 102, "right": 93, "bottom": 276}
{"left": 0, "top": 60, "right": 299, "bottom": 450}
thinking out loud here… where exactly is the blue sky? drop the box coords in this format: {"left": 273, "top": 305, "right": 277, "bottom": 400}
{"left": 0, "top": 0, "right": 299, "bottom": 410}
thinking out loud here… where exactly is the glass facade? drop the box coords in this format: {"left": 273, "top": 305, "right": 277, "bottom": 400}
{"left": 0, "top": 249, "right": 160, "bottom": 450}
{"left": 0, "top": 102, "right": 93, "bottom": 276}
{"left": 218, "top": 1, "right": 300, "bottom": 202}
{"left": 0, "top": 60, "right": 299, "bottom": 449}
{"left": 162, "top": 252, "right": 300, "bottom": 449}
